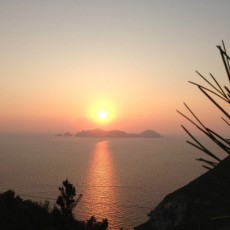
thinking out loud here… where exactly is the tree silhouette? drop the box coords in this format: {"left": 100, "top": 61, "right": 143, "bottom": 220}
{"left": 56, "top": 179, "right": 82, "bottom": 219}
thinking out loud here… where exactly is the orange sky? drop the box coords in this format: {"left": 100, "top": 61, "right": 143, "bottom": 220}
{"left": 0, "top": 1, "right": 230, "bottom": 135}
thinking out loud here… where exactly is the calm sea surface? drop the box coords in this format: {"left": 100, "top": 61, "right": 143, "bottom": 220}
{"left": 0, "top": 134, "right": 208, "bottom": 229}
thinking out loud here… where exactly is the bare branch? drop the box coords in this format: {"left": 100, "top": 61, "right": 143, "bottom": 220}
{"left": 181, "top": 125, "right": 221, "bottom": 162}
{"left": 199, "top": 86, "right": 230, "bottom": 119}
{"left": 222, "top": 117, "right": 230, "bottom": 126}
{"left": 178, "top": 42, "right": 230, "bottom": 169}
{"left": 188, "top": 81, "right": 228, "bottom": 102}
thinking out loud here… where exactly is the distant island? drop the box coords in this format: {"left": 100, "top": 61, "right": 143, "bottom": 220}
{"left": 56, "top": 129, "right": 162, "bottom": 138}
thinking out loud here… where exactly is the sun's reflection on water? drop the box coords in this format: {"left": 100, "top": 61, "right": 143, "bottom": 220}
{"left": 79, "top": 140, "right": 120, "bottom": 228}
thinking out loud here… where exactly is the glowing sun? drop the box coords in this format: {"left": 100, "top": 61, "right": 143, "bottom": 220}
{"left": 98, "top": 111, "right": 108, "bottom": 120}
{"left": 88, "top": 99, "right": 116, "bottom": 124}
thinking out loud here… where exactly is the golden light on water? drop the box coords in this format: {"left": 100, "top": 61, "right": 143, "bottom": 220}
{"left": 80, "top": 141, "right": 119, "bottom": 227}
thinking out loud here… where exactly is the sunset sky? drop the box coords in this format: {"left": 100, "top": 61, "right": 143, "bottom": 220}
{"left": 0, "top": 0, "right": 230, "bottom": 134}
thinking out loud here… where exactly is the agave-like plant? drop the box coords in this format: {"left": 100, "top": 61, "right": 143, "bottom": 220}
{"left": 177, "top": 41, "right": 230, "bottom": 169}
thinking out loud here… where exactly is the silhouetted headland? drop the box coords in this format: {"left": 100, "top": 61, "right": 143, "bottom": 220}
{"left": 135, "top": 155, "right": 230, "bottom": 230}
{"left": 56, "top": 129, "right": 162, "bottom": 138}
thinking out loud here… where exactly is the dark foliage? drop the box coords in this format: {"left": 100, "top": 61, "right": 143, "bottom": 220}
{"left": 0, "top": 190, "right": 61, "bottom": 230}
{"left": 0, "top": 182, "right": 108, "bottom": 230}
{"left": 56, "top": 179, "right": 83, "bottom": 219}
{"left": 85, "top": 216, "right": 109, "bottom": 230}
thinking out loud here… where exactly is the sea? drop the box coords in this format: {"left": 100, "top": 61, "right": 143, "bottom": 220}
{"left": 0, "top": 134, "right": 213, "bottom": 229}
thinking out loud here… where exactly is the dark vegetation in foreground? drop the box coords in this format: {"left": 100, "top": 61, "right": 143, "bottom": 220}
{"left": 0, "top": 180, "right": 108, "bottom": 230}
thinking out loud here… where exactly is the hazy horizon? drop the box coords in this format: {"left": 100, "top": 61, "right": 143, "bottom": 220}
{"left": 1, "top": 1, "right": 230, "bottom": 135}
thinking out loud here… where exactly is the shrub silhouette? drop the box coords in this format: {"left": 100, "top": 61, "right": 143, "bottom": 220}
{"left": 0, "top": 180, "right": 108, "bottom": 229}
{"left": 55, "top": 179, "right": 108, "bottom": 229}
{"left": 86, "top": 216, "right": 109, "bottom": 230}
{"left": 0, "top": 190, "right": 55, "bottom": 230}
{"left": 56, "top": 179, "right": 82, "bottom": 219}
